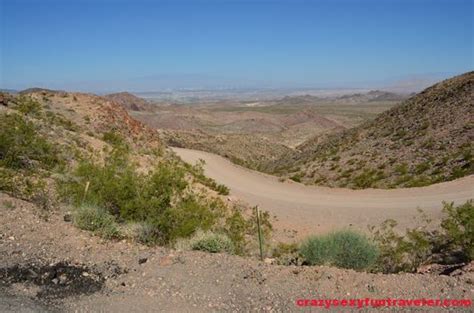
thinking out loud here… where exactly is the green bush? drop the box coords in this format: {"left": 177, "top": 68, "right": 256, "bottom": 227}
{"left": 271, "top": 242, "right": 302, "bottom": 265}
{"left": 441, "top": 200, "right": 473, "bottom": 260}
{"left": 102, "top": 130, "right": 127, "bottom": 148}
{"left": 177, "top": 230, "right": 234, "bottom": 253}
{"left": 215, "top": 184, "right": 230, "bottom": 195}
{"left": 73, "top": 205, "right": 120, "bottom": 239}
{"left": 118, "top": 159, "right": 188, "bottom": 223}
{"left": 300, "top": 230, "right": 379, "bottom": 270}
{"left": 0, "top": 167, "right": 49, "bottom": 204}
{"left": 371, "top": 201, "right": 473, "bottom": 273}
{"left": 352, "top": 169, "right": 384, "bottom": 188}
{"left": 60, "top": 150, "right": 186, "bottom": 213}
{"left": 290, "top": 174, "right": 302, "bottom": 182}
{"left": 224, "top": 210, "right": 248, "bottom": 255}
{"left": 14, "top": 96, "right": 42, "bottom": 116}
{"left": 370, "top": 219, "right": 432, "bottom": 273}
{"left": 155, "top": 196, "right": 223, "bottom": 244}
{"left": 272, "top": 242, "right": 299, "bottom": 258}
{"left": 59, "top": 148, "right": 140, "bottom": 211}
{"left": 0, "top": 113, "right": 61, "bottom": 170}
{"left": 45, "top": 111, "right": 78, "bottom": 131}
{"left": 59, "top": 148, "right": 229, "bottom": 245}
{"left": 123, "top": 222, "right": 163, "bottom": 245}
{"left": 187, "top": 160, "right": 230, "bottom": 195}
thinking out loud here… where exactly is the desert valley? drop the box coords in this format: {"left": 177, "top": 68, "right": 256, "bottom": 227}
{"left": 1, "top": 0, "right": 473, "bottom": 311}
{"left": 1, "top": 72, "right": 473, "bottom": 312}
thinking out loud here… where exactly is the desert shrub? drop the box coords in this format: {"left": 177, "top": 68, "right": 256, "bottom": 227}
{"left": 243, "top": 208, "right": 273, "bottom": 256}
{"left": 223, "top": 210, "right": 248, "bottom": 255}
{"left": 0, "top": 167, "right": 49, "bottom": 205}
{"left": 271, "top": 242, "right": 302, "bottom": 265}
{"left": 441, "top": 200, "right": 473, "bottom": 260}
{"left": 450, "top": 165, "right": 472, "bottom": 180}
{"left": 45, "top": 111, "right": 78, "bottom": 131}
{"left": 123, "top": 222, "right": 162, "bottom": 245}
{"left": 221, "top": 208, "right": 251, "bottom": 254}
{"left": 102, "top": 130, "right": 127, "bottom": 148}
{"left": 59, "top": 148, "right": 230, "bottom": 245}
{"left": 0, "top": 113, "right": 61, "bottom": 170}
{"left": 219, "top": 206, "right": 274, "bottom": 256}
{"left": 155, "top": 196, "right": 223, "bottom": 244}
{"left": 73, "top": 205, "right": 120, "bottom": 239}
{"left": 300, "top": 230, "right": 379, "bottom": 270}
{"left": 59, "top": 149, "right": 186, "bottom": 214}
{"left": 370, "top": 219, "right": 432, "bottom": 273}
{"left": 177, "top": 230, "right": 234, "bottom": 253}
{"left": 58, "top": 148, "right": 139, "bottom": 211}
{"left": 14, "top": 96, "right": 42, "bottom": 116}
{"left": 352, "top": 169, "right": 384, "bottom": 188}
{"left": 187, "top": 160, "right": 230, "bottom": 195}
{"left": 272, "top": 242, "right": 299, "bottom": 258}
{"left": 415, "top": 161, "right": 431, "bottom": 174}
{"left": 404, "top": 176, "right": 433, "bottom": 187}
{"left": 215, "top": 184, "right": 230, "bottom": 195}
{"left": 371, "top": 201, "right": 473, "bottom": 273}
{"left": 394, "top": 163, "right": 409, "bottom": 175}
{"left": 119, "top": 160, "right": 188, "bottom": 222}
{"left": 290, "top": 174, "right": 302, "bottom": 183}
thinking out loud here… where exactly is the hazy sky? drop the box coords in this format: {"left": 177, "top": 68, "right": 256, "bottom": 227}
{"left": 1, "top": 0, "right": 472, "bottom": 91}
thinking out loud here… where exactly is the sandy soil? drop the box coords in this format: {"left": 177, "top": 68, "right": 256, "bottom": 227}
{"left": 173, "top": 148, "right": 474, "bottom": 239}
{"left": 1, "top": 193, "right": 473, "bottom": 312}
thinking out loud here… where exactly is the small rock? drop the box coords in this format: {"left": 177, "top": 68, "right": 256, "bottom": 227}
{"left": 462, "top": 261, "right": 474, "bottom": 272}
{"left": 52, "top": 278, "right": 59, "bottom": 285}
{"left": 263, "top": 258, "right": 275, "bottom": 265}
{"left": 82, "top": 272, "right": 90, "bottom": 277}
{"left": 59, "top": 274, "right": 68, "bottom": 283}
{"left": 138, "top": 257, "right": 148, "bottom": 265}
{"left": 63, "top": 213, "right": 72, "bottom": 222}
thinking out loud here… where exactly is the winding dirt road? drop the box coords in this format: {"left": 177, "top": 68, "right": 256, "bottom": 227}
{"left": 173, "top": 147, "right": 474, "bottom": 237}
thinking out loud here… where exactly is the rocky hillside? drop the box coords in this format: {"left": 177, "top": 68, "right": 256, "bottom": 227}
{"left": 163, "top": 129, "right": 293, "bottom": 170}
{"left": 269, "top": 72, "right": 474, "bottom": 188}
{"left": 1, "top": 90, "right": 263, "bottom": 251}
{"left": 334, "top": 90, "right": 408, "bottom": 104}
{"left": 105, "top": 92, "right": 152, "bottom": 111}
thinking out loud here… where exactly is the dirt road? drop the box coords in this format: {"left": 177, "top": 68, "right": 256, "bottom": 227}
{"left": 1, "top": 193, "right": 473, "bottom": 312}
{"left": 172, "top": 147, "right": 474, "bottom": 237}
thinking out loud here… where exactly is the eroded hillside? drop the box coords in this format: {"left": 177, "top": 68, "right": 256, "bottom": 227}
{"left": 131, "top": 98, "right": 395, "bottom": 170}
{"left": 105, "top": 92, "right": 154, "bottom": 111}
{"left": 0, "top": 90, "right": 262, "bottom": 250}
{"left": 269, "top": 72, "right": 474, "bottom": 188}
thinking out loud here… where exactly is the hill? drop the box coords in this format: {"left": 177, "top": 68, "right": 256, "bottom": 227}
{"left": 163, "top": 129, "right": 294, "bottom": 170}
{"left": 0, "top": 90, "right": 260, "bottom": 250}
{"left": 334, "top": 90, "right": 408, "bottom": 104}
{"left": 105, "top": 92, "right": 152, "bottom": 111}
{"left": 268, "top": 72, "right": 474, "bottom": 188}
{"left": 133, "top": 104, "right": 344, "bottom": 168}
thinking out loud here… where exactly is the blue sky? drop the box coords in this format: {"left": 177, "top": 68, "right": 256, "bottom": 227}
{"left": 1, "top": 0, "right": 472, "bottom": 91}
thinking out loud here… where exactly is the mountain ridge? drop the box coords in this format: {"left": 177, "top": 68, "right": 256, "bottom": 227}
{"left": 267, "top": 71, "right": 474, "bottom": 188}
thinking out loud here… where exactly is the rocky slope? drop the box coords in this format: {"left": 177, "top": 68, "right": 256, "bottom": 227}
{"left": 105, "top": 92, "right": 153, "bottom": 111}
{"left": 269, "top": 72, "right": 474, "bottom": 188}
{"left": 134, "top": 105, "right": 345, "bottom": 169}
{"left": 0, "top": 88, "right": 251, "bottom": 230}
{"left": 162, "top": 129, "right": 294, "bottom": 170}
